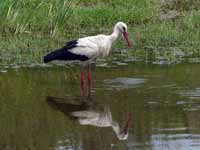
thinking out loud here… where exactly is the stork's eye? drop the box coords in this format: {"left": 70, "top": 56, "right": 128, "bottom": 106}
{"left": 122, "top": 26, "right": 126, "bottom": 32}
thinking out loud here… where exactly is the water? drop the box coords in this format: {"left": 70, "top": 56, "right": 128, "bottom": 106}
{"left": 0, "top": 63, "right": 200, "bottom": 150}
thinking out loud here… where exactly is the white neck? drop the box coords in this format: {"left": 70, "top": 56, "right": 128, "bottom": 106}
{"left": 112, "top": 121, "right": 121, "bottom": 135}
{"left": 109, "top": 26, "right": 120, "bottom": 43}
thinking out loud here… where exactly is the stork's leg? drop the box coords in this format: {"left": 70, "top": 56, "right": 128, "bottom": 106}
{"left": 80, "top": 68, "right": 85, "bottom": 96}
{"left": 87, "top": 64, "right": 92, "bottom": 96}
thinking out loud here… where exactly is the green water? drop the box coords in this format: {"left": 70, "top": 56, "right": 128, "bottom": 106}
{"left": 0, "top": 63, "right": 200, "bottom": 150}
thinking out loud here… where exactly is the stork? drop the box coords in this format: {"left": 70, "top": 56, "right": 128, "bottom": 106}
{"left": 43, "top": 22, "right": 131, "bottom": 96}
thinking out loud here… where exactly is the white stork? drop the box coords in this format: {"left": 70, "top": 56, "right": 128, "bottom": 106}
{"left": 43, "top": 22, "right": 131, "bottom": 96}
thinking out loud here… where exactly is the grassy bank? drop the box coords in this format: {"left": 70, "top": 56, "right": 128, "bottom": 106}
{"left": 0, "top": 0, "right": 199, "bottom": 65}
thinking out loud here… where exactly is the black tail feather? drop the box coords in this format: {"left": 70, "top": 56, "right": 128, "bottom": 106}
{"left": 43, "top": 48, "right": 63, "bottom": 63}
{"left": 43, "top": 40, "right": 88, "bottom": 63}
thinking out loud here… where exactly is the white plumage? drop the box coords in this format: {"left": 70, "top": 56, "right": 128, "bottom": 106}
{"left": 70, "top": 22, "right": 130, "bottom": 63}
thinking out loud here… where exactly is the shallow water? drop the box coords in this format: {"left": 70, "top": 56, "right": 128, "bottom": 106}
{"left": 0, "top": 63, "right": 200, "bottom": 150}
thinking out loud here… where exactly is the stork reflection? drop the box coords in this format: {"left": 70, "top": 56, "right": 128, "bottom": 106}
{"left": 46, "top": 96, "right": 132, "bottom": 140}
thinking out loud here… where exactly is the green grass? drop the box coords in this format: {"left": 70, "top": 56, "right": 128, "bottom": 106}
{"left": 0, "top": 0, "right": 199, "bottom": 65}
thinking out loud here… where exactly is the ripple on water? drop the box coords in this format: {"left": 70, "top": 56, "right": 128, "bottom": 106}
{"left": 28, "top": 63, "right": 52, "bottom": 68}
{"left": 152, "top": 60, "right": 172, "bottom": 65}
{"left": 96, "top": 63, "right": 108, "bottom": 67}
{"left": 150, "top": 134, "right": 200, "bottom": 150}
{"left": 179, "top": 88, "right": 200, "bottom": 98}
{"left": 10, "top": 65, "right": 21, "bottom": 69}
{"left": 155, "top": 127, "right": 197, "bottom": 132}
{"left": 176, "top": 100, "right": 194, "bottom": 105}
{"left": 183, "top": 106, "right": 200, "bottom": 111}
{"left": 112, "top": 61, "right": 128, "bottom": 66}
{"left": 0, "top": 70, "right": 7, "bottom": 73}
{"left": 176, "top": 88, "right": 200, "bottom": 111}
{"left": 104, "top": 77, "right": 147, "bottom": 90}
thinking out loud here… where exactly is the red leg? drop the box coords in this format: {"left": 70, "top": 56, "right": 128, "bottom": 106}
{"left": 80, "top": 68, "right": 85, "bottom": 96}
{"left": 88, "top": 64, "right": 92, "bottom": 96}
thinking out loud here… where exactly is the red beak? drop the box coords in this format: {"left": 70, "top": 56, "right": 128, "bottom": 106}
{"left": 123, "top": 32, "right": 131, "bottom": 48}
{"left": 122, "top": 112, "right": 132, "bottom": 134}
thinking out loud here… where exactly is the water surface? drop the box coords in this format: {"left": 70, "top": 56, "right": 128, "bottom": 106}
{"left": 0, "top": 63, "right": 200, "bottom": 150}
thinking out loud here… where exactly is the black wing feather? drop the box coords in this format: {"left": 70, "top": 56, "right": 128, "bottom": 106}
{"left": 43, "top": 40, "right": 88, "bottom": 63}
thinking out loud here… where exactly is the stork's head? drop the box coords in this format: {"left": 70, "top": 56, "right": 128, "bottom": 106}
{"left": 120, "top": 112, "right": 132, "bottom": 140}
{"left": 112, "top": 112, "right": 132, "bottom": 141}
{"left": 114, "top": 22, "right": 131, "bottom": 48}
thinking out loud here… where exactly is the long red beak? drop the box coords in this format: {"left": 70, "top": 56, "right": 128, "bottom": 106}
{"left": 122, "top": 112, "right": 132, "bottom": 134}
{"left": 123, "top": 32, "right": 131, "bottom": 48}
